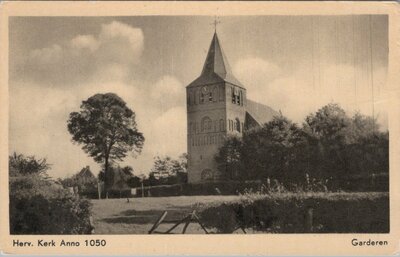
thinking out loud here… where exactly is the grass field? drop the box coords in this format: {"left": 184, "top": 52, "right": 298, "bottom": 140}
{"left": 91, "top": 192, "right": 388, "bottom": 234}
{"left": 91, "top": 195, "right": 241, "bottom": 234}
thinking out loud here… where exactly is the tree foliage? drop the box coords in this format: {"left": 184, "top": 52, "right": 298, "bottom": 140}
{"left": 146, "top": 154, "right": 188, "bottom": 186}
{"left": 59, "top": 166, "right": 98, "bottom": 198}
{"left": 9, "top": 152, "right": 50, "bottom": 176}
{"left": 9, "top": 153, "right": 93, "bottom": 234}
{"left": 215, "top": 136, "right": 244, "bottom": 180}
{"left": 67, "top": 93, "right": 144, "bottom": 196}
{"left": 215, "top": 103, "right": 389, "bottom": 190}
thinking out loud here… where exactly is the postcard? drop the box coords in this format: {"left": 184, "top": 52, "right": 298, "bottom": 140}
{"left": 0, "top": 1, "right": 399, "bottom": 255}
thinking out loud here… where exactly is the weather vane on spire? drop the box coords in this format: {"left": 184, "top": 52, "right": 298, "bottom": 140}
{"left": 211, "top": 16, "right": 221, "bottom": 33}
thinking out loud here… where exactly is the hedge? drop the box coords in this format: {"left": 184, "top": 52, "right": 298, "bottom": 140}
{"left": 197, "top": 192, "right": 389, "bottom": 233}
{"left": 135, "top": 181, "right": 264, "bottom": 197}
{"left": 134, "top": 175, "right": 388, "bottom": 197}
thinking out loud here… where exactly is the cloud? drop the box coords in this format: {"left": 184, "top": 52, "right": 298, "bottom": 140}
{"left": 148, "top": 107, "right": 187, "bottom": 157}
{"left": 234, "top": 57, "right": 282, "bottom": 85}
{"left": 9, "top": 71, "right": 186, "bottom": 177}
{"left": 97, "top": 21, "right": 144, "bottom": 65}
{"left": 70, "top": 35, "right": 99, "bottom": 52}
{"left": 29, "top": 44, "right": 64, "bottom": 65}
{"left": 99, "top": 21, "right": 143, "bottom": 53}
{"left": 234, "top": 57, "right": 388, "bottom": 129}
{"left": 151, "top": 75, "right": 185, "bottom": 110}
{"left": 18, "top": 21, "right": 144, "bottom": 86}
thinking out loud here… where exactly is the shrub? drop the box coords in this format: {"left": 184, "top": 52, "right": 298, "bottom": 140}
{"left": 9, "top": 175, "right": 93, "bottom": 234}
{"left": 197, "top": 192, "right": 389, "bottom": 233}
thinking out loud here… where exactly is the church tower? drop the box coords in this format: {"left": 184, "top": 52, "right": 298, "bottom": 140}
{"left": 186, "top": 32, "right": 246, "bottom": 183}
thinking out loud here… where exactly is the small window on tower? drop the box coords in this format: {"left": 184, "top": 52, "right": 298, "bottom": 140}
{"left": 201, "top": 86, "right": 208, "bottom": 103}
{"left": 235, "top": 118, "right": 241, "bottom": 132}
{"left": 219, "top": 119, "right": 225, "bottom": 131}
{"left": 209, "top": 91, "right": 213, "bottom": 102}
{"left": 219, "top": 86, "right": 225, "bottom": 101}
{"left": 212, "top": 87, "right": 218, "bottom": 102}
{"left": 201, "top": 116, "right": 212, "bottom": 132}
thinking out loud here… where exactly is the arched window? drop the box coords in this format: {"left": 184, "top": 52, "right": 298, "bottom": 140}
{"left": 201, "top": 116, "right": 213, "bottom": 132}
{"left": 219, "top": 86, "right": 224, "bottom": 101}
{"left": 235, "top": 118, "right": 241, "bottom": 132}
{"left": 208, "top": 91, "right": 213, "bottom": 102}
{"left": 200, "top": 86, "right": 208, "bottom": 103}
{"left": 239, "top": 91, "right": 243, "bottom": 106}
{"left": 212, "top": 86, "right": 218, "bottom": 102}
{"left": 219, "top": 119, "right": 225, "bottom": 131}
{"left": 200, "top": 92, "right": 205, "bottom": 104}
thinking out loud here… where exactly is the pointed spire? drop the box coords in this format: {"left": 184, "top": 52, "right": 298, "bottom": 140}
{"left": 187, "top": 32, "right": 243, "bottom": 88}
{"left": 201, "top": 32, "right": 232, "bottom": 77}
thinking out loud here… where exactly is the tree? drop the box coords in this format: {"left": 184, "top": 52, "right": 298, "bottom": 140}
{"left": 172, "top": 153, "right": 188, "bottom": 184}
{"left": 215, "top": 116, "right": 306, "bottom": 181}
{"left": 346, "top": 112, "right": 378, "bottom": 143}
{"left": 98, "top": 165, "right": 134, "bottom": 198}
{"left": 113, "top": 166, "right": 132, "bottom": 198}
{"left": 302, "top": 103, "right": 388, "bottom": 180}
{"left": 215, "top": 136, "right": 244, "bottom": 180}
{"left": 302, "top": 104, "right": 350, "bottom": 177}
{"left": 67, "top": 93, "right": 144, "bottom": 198}
{"left": 126, "top": 176, "right": 141, "bottom": 188}
{"left": 244, "top": 115, "right": 306, "bottom": 181}
{"left": 9, "top": 152, "right": 50, "bottom": 177}
{"left": 303, "top": 103, "right": 350, "bottom": 143}
{"left": 147, "top": 154, "right": 188, "bottom": 185}
{"left": 214, "top": 103, "right": 388, "bottom": 191}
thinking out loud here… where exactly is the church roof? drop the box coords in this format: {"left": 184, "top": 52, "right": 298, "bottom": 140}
{"left": 187, "top": 32, "right": 244, "bottom": 88}
{"left": 245, "top": 99, "right": 279, "bottom": 128}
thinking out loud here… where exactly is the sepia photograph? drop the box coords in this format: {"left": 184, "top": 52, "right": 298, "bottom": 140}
{"left": 1, "top": 1, "right": 399, "bottom": 255}
{"left": 7, "top": 14, "right": 390, "bottom": 235}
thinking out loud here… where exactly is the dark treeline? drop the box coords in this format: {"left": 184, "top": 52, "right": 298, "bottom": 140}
{"left": 216, "top": 103, "right": 389, "bottom": 191}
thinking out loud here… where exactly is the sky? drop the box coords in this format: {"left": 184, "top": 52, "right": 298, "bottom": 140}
{"left": 9, "top": 15, "right": 388, "bottom": 178}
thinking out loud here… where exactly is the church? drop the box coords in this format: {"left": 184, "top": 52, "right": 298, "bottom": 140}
{"left": 186, "top": 32, "right": 278, "bottom": 183}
